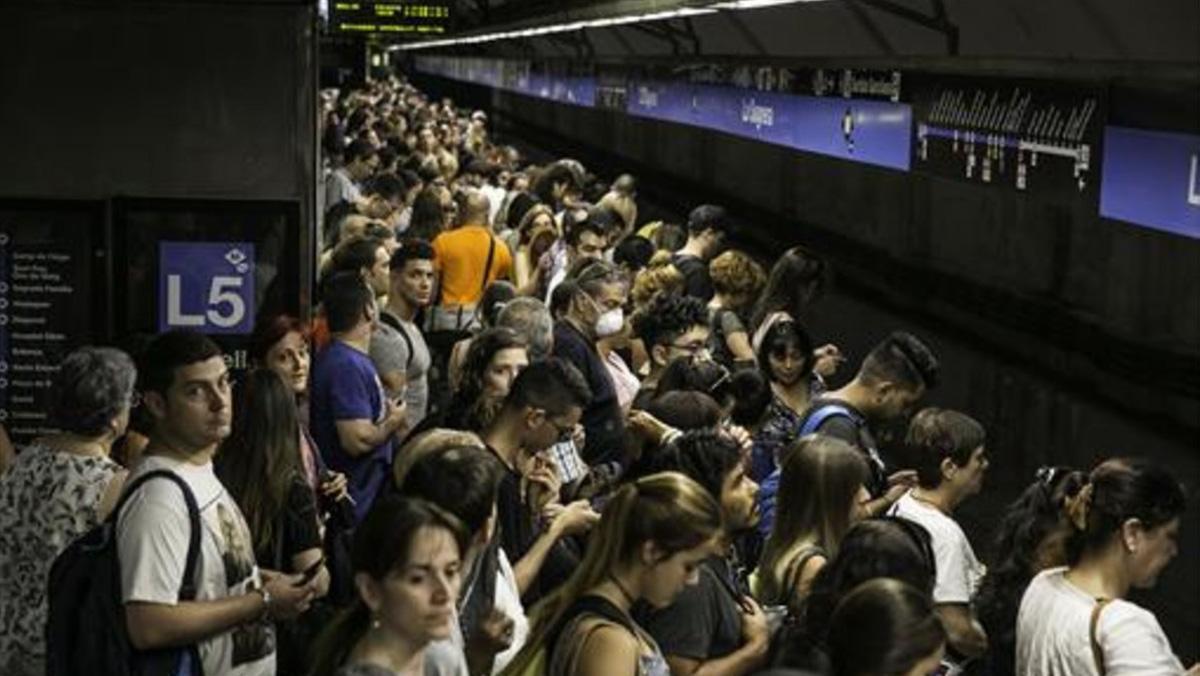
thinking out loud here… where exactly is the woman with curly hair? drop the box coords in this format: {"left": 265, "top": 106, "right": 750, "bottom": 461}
{"left": 707, "top": 250, "right": 765, "bottom": 370}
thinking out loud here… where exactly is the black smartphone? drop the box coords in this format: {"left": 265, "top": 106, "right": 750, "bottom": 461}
{"left": 295, "top": 557, "right": 324, "bottom": 586}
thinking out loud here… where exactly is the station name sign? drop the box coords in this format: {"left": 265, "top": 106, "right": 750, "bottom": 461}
{"left": 330, "top": 2, "right": 450, "bottom": 35}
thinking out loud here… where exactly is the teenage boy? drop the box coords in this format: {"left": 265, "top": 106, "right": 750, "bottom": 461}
{"left": 120, "top": 331, "right": 315, "bottom": 676}
{"left": 672, "top": 204, "right": 730, "bottom": 302}
{"left": 890, "top": 407, "right": 990, "bottom": 663}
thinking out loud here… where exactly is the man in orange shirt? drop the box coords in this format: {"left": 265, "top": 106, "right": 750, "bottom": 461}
{"left": 430, "top": 189, "right": 513, "bottom": 330}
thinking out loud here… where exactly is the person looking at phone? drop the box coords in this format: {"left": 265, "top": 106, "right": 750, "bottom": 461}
{"left": 637, "top": 429, "right": 771, "bottom": 676}
{"left": 480, "top": 359, "right": 601, "bottom": 604}
{"left": 119, "top": 331, "right": 317, "bottom": 676}
{"left": 310, "top": 272, "right": 410, "bottom": 524}
{"left": 503, "top": 472, "right": 723, "bottom": 676}
{"left": 793, "top": 331, "right": 939, "bottom": 518}
{"left": 216, "top": 368, "right": 331, "bottom": 675}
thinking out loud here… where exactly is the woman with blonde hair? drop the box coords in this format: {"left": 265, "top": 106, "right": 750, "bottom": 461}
{"left": 751, "top": 435, "right": 871, "bottom": 613}
{"left": 501, "top": 472, "right": 723, "bottom": 676}
{"left": 511, "top": 203, "right": 559, "bottom": 294}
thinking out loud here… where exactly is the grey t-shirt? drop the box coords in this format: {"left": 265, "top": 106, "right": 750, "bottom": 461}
{"left": 639, "top": 558, "right": 743, "bottom": 661}
{"left": 370, "top": 310, "right": 432, "bottom": 429}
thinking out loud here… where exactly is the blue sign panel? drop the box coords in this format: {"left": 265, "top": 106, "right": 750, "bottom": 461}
{"left": 158, "top": 242, "right": 256, "bottom": 334}
{"left": 1099, "top": 126, "right": 1200, "bottom": 239}
{"left": 627, "top": 79, "right": 911, "bottom": 171}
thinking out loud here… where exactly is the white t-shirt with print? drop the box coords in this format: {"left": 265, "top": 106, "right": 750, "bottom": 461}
{"left": 890, "top": 491, "right": 985, "bottom": 604}
{"left": 1017, "top": 567, "right": 1184, "bottom": 676}
{"left": 118, "top": 455, "right": 274, "bottom": 676}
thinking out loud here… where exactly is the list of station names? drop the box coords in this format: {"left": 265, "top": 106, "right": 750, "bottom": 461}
{"left": 0, "top": 212, "right": 96, "bottom": 444}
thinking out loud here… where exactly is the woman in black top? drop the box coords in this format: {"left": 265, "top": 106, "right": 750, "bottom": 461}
{"left": 217, "top": 368, "right": 330, "bottom": 674}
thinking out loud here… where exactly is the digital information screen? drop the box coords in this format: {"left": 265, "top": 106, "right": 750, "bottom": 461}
{"left": 330, "top": 2, "right": 451, "bottom": 35}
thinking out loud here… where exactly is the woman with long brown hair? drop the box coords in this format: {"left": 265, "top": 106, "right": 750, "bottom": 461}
{"left": 751, "top": 435, "right": 871, "bottom": 613}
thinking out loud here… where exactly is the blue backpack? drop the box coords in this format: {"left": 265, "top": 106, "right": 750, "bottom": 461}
{"left": 46, "top": 469, "right": 204, "bottom": 676}
{"left": 756, "top": 404, "right": 860, "bottom": 538}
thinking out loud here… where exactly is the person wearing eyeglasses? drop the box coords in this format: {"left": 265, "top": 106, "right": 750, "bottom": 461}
{"left": 630, "top": 292, "right": 711, "bottom": 410}
{"left": 478, "top": 359, "right": 601, "bottom": 605}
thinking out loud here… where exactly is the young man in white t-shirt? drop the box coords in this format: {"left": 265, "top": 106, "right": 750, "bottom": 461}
{"left": 119, "top": 331, "right": 317, "bottom": 676}
{"left": 889, "top": 407, "right": 990, "bottom": 666}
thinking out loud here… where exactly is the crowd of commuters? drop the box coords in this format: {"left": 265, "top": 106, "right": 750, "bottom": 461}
{"left": 0, "top": 71, "right": 1195, "bottom": 676}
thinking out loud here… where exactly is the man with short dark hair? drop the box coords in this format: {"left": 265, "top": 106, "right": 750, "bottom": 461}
{"left": 890, "top": 407, "right": 990, "bottom": 664}
{"left": 763, "top": 330, "right": 938, "bottom": 527}
{"left": 639, "top": 429, "right": 770, "bottom": 676}
{"left": 370, "top": 239, "right": 435, "bottom": 428}
{"left": 310, "top": 272, "right": 408, "bottom": 523}
{"left": 328, "top": 235, "right": 391, "bottom": 299}
{"left": 631, "top": 292, "right": 711, "bottom": 408}
{"left": 120, "top": 331, "right": 315, "bottom": 676}
{"left": 672, "top": 204, "right": 730, "bottom": 302}
{"left": 325, "top": 138, "right": 379, "bottom": 209}
{"left": 480, "top": 359, "right": 599, "bottom": 603}
{"left": 543, "top": 209, "right": 608, "bottom": 303}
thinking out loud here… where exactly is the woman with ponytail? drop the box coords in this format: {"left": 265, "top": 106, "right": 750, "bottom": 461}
{"left": 309, "top": 496, "right": 470, "bottom": 676}
{"left": 501, "top": 471, "right": 723, "bottom": 676}
{"left": 1016, "top": 457, "right": 1194, "bottom": 675}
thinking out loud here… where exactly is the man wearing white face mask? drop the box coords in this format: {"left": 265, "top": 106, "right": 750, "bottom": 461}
{"left": 551, "top": 259, "right": 629, "bottom": 469}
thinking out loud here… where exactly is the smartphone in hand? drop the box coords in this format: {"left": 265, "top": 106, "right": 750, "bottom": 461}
{"left": 295, "top": 557, "right": 325, "bottom": 586}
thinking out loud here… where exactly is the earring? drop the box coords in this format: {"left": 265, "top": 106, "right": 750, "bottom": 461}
{"left": 371, "top": 615, "right": 382, "bottom": 630}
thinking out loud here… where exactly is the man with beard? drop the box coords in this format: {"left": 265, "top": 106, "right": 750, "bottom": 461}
{"left": 638, "top": 429, "right": 772, "bottom": 676}
{"left": 371, "top": 238, "right": 436, "bottom": 429}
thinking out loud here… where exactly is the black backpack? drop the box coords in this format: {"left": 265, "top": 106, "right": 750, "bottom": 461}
{"left": 46, "top": 469, "right": 204, "bottom": 676}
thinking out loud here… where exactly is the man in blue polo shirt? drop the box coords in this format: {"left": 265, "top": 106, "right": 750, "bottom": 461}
{"left": 310, "top": 271, "right": 409, "bottom": 523}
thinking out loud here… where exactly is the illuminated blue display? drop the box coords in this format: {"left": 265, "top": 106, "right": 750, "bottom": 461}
{"left": 1100, "top": 126, "right": 1200, "bottom": 239}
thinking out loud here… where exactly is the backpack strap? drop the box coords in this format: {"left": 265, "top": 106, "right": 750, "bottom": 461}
{"left": 380, "top": 310, "right": 416, "bottom": 370}
{"left": 1090, "top": 597, "right": 1112, "bottom": 676}
{"left": 797, "top": 403, "right": 855, "bottom": 436}
{"left": 116, "top": 469, "right": 203, "bottom": 601}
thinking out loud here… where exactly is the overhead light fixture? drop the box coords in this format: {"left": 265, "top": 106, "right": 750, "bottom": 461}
{"left": 390, "top": 6, "right": 717, "bottom": 51}
{"left": 710, "top": 0, "right": 822, "bottom": 8}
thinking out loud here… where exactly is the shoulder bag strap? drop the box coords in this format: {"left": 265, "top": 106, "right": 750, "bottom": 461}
{"left": 480, "top": 232, "right": 497, "bottom": 294}
{"left": 1090, "top": 597, "right": 1112, "bottom": 676}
